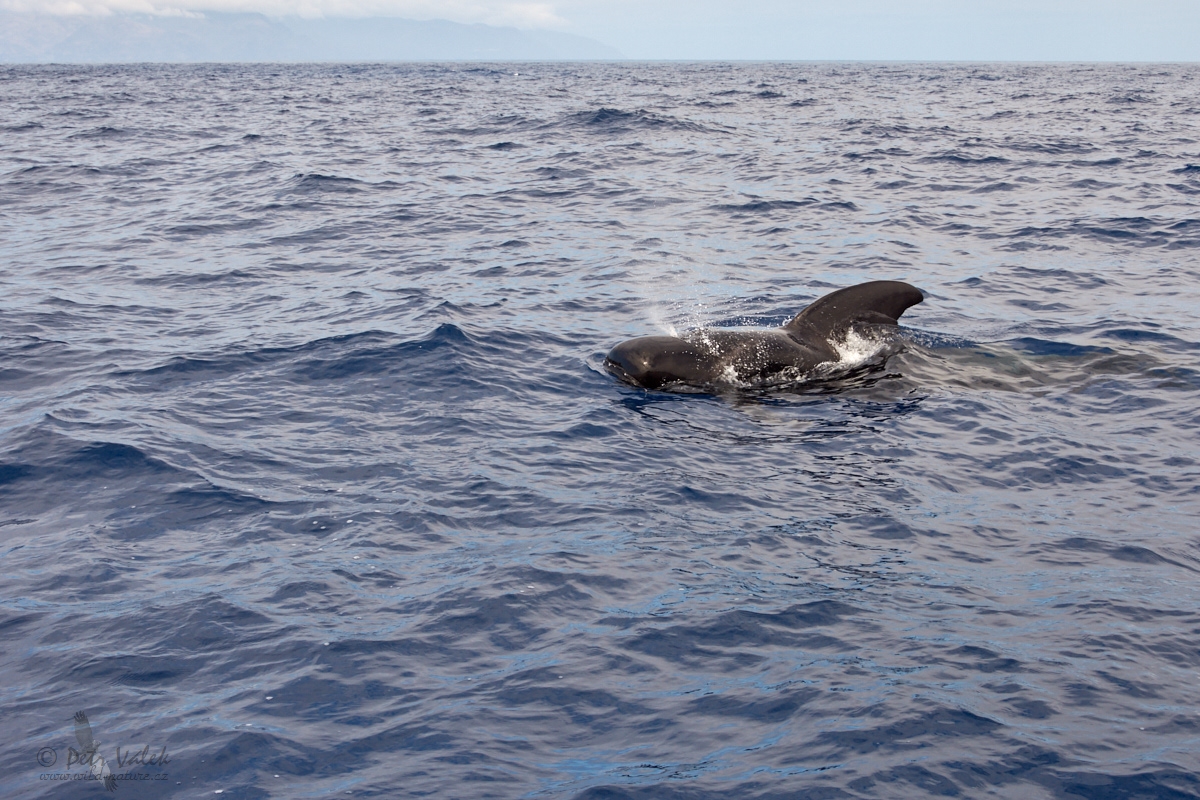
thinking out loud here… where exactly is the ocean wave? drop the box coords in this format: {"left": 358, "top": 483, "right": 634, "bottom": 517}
{"left": 561, "top": 107, "right": 722, "bottom": 134}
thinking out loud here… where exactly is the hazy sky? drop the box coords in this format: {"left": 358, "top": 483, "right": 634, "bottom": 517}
{"left": 4, "top": 0, "right": 1198, "bottom": 60}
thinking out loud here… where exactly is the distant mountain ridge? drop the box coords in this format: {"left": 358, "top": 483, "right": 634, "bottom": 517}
{"left": 0, "top": 12, "right": 622, "bottom": 62}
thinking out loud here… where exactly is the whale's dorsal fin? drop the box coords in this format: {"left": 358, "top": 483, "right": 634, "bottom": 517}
{"left": 785, "top": 280, "right": 923, "bottom": 339}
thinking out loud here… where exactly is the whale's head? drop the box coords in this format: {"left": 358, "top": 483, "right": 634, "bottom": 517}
{"left": 605, "top": 335, "right": 714, "bottom": 389}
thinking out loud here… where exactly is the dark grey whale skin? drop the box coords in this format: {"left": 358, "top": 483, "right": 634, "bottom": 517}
{"left": 605, "top": 281, "right": 924, "bottom": 389}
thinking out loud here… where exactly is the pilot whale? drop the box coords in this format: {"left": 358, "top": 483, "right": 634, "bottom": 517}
{"left": 605, "top": 280, "right": 924, "bottom": 389}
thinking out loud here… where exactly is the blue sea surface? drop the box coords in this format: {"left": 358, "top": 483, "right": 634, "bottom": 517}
{"left": 1, "top": 62, "right": 1199, "bottom": 798}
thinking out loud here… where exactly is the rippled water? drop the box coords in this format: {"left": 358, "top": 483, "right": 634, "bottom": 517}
{"left": 2, "top": 62, "right": 1199, "bottom": 799}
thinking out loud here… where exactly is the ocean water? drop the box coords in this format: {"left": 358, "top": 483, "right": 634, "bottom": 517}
{"left": 1, "top": 61, "right": 1199, "bottom": 799}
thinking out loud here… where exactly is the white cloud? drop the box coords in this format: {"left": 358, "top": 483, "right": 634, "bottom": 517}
{"left": 0, "top": 0, "right": 568, "bottom": 27}
{"left": 3, "top": 0, "right": 1195, "bottom": 57}
{"left": 1, "top": 0, "right": 169, "bottom": 13}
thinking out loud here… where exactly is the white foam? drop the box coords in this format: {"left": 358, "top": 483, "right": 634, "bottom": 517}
{"left": 719, "top": 363, "right": 743, "bottom": 384}
{"left": 830, "top": 327, "right": 889, "bottom": 367}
